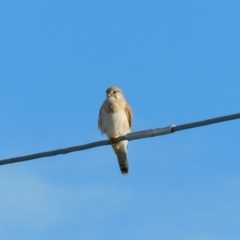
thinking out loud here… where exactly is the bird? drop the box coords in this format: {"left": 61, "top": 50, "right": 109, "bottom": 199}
{"left": 98, "top": 87, "right": 133, "bottom": 175}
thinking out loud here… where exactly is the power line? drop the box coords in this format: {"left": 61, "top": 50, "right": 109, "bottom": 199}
{"left": 1, "top": 112, "right": 240, "bottom": 166}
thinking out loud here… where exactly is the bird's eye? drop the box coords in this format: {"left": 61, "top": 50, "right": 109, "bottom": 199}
{"left": 113, "top": 91, "right": 116, "bottom": 94}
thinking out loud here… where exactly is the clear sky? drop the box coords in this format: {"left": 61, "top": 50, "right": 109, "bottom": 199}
{"left": 1, "top": 1, "right": 240, "bottom": 239}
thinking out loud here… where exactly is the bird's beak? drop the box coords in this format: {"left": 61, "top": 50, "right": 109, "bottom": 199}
{"left": 108, "top": 93, "right": 111, "bottom": 97}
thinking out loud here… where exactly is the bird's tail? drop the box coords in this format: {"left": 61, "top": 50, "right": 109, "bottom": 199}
{"left": 116, "top": 150, "right": 129, "bottom": 175}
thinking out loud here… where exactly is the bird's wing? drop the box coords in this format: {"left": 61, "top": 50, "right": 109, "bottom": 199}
{"left": 98, "top": 105, "right": 103, "bottom": 130}
{"left": 125, "top": 103, "right": 133, "bottom": 128}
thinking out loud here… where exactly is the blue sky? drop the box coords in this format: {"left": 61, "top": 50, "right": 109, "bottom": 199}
{"left": 1, "top": 1, "right": 240, "bottom": 239}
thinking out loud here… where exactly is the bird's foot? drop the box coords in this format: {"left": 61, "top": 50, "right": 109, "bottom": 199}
{"left": 109, "top": 134, "right": 120, "bottom": 144}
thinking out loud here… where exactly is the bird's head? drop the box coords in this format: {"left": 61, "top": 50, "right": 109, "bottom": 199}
{"left": 106, "top": 87, "right": 124, "bottom": 100}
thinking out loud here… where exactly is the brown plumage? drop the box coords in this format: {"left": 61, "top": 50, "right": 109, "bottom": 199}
{"left": 98, "top": 87, "right": 133, "bottom": 175}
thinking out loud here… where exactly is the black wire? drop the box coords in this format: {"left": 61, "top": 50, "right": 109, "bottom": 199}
{"left": 172, "top": 113, "right": 240, "bottom": 132}
{"left": 0, "top": 140, "right": 109, "bottom": 166}
{"left": 0, "top": 112, "right": 239, "bottom": 166}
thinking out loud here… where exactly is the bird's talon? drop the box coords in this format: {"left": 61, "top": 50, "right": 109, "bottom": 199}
{"left": 109, "top": 134, "right": 120, "bottom": 143}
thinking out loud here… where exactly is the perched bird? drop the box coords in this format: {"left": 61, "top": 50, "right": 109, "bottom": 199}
{"left": 98, "top": 87, "right": 133, "bottom": 175}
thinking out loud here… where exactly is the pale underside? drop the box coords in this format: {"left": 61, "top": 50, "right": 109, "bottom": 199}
{"left": 98, "top": 91, "right": 133, "bottom": 175}
{"left": 98, "top": 98, "right": 132, "bottom": 138}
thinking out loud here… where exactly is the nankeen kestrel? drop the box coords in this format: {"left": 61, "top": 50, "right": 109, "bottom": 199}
{"left": 98, "top": 87, "right": 133, "bottom": 175}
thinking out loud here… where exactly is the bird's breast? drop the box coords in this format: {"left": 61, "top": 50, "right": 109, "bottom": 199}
{"left": 107, "top": 102, "right": 120, "bottom": 113}
{"left": 101, "top": 111, "right": 130, "bottom": 138}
